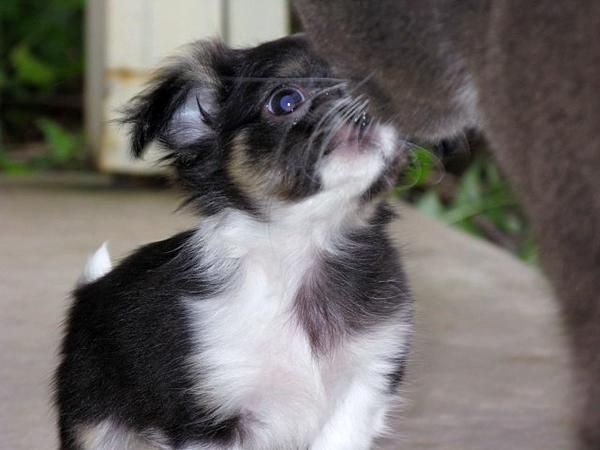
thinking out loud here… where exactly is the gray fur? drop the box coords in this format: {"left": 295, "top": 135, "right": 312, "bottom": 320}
{"left": 294, "top": 1, "right": 600, "bottom": 448}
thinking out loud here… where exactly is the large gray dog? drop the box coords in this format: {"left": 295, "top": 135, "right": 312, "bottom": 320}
{"left": 294, "top": 1, "right": 600, "bottom": 449}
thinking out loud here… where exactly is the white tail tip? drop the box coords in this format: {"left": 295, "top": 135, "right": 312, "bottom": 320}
{"left": 79, "top": 242, "right": 112, "bottom": 285}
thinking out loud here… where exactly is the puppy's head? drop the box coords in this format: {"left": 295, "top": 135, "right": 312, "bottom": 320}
{"left": 123, "top": 35, "right": 405, "bottom": 217}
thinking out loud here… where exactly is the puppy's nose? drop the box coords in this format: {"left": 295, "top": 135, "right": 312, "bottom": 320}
{"left": 352, "top": 110, "right": 371, "bottom": 128}
{"left": 340, "top": 118, "right": 374, "bottom": 143}
{"left": 352, "top": 111, "right": 371, "bottom": 140}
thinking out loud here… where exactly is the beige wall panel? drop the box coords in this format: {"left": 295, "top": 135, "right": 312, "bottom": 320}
{"left": 228, "top": 0, "right": 290, "bottom": 47}
{"left": 99, "top": 0, "right": 224, "bottom": 173}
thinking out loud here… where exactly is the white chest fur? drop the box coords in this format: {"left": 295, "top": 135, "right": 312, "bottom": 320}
{"left": 187, "top": 225, "right": 331, "bottom": 448}
{"left": 184, "top": 205, "right": 409, "bottom": 450}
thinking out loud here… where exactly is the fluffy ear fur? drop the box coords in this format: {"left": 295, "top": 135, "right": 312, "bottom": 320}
{"left": 120, "top": 41, "right": 227, "bottom": 157}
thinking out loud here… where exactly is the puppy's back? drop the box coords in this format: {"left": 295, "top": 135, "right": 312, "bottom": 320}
{"left": 54, "top": 230, "right": 241, "bottom": 448}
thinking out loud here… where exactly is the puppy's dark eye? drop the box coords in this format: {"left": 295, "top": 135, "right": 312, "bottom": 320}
{"left": 267, "top": 87, "right": 305, "bottom": 115}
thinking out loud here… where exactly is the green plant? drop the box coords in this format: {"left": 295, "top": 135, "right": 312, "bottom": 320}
{"left": 0, "top": 150, "right": 31, "bottom": 174}
{"left": 1, "top": 0, "right": 84, "bottom": 93}
{"left": 397, "top": 147, "right": 538, "bottom": 264}
{"left": 0, "top": 118, "right": 82, "bottom": 172}
{"left": 36, "top": 117, "right": 81, "bottom": 165}
{"left": 1, "top": 0, "right": 85, "bottom": 157}
{"left": 396, "top": 145, "right": 438, "bottom": 190}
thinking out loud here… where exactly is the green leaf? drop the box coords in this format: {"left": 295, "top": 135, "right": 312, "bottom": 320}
{"left": 453, "top": 159, "right": 483, "bottom": 207}
{"left": 10, "top": 44, "right": 57, "bottom": 87}
{"left": 520, "top": 236, "right": 539, "bottom": 266}
{"left": 397, "top": 146, "right": 436, "bottom": 191}
{"left": 455, "top": 219, "right": 481, "bottom": 235}
{"left": 0, "top": 149, "right": 33, "bottom": 175}
{"left": 36, "top": 118, "right": 80, "bottom": 164}
{"left": 0, "top": 159, "right": 33, "bottom": 175}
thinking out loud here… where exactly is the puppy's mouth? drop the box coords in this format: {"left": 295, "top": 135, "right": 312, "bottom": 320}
{"left": 326, "top": 112, "right": 380, "bottom": 156}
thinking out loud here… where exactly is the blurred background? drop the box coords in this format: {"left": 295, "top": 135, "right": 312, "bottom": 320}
{"left": 0, "top": 0, "right": 536, "bottom": 262}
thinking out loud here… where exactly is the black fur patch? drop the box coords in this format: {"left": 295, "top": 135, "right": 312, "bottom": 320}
{"left": 54, "top": 232, "right": 241, "bottom": 448}
{"left": 294, "top": 205, "right": 411, "bottom": 354}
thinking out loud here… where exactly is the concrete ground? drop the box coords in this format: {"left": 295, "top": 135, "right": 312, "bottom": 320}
{"left": 0, "top": 175, "right": 573, "bottom": 449}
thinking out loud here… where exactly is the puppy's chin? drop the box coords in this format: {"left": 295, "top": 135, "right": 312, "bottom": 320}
{"left": 319, "top": 123, "right": 403, "bottom": 194}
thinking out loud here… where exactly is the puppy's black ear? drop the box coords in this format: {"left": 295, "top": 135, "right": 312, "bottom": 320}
{"left": 121, "top": 41, "right": 226, "bottom": 157}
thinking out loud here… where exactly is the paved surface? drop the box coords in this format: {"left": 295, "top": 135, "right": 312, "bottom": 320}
{"left": 0, "top": 175, "right": 574, "bottom": 449}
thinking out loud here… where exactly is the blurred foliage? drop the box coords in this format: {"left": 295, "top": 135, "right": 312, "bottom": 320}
{"left": 36, "top": 118, "right": 81, "bottom": 164}
{"left": 0, "top": 118, "right": 83, "bottom": 172}
{"left": 1, "top": 0, "right": 84, "bottom": 93}
{"left": 397, "top": 143, "right": 538, "bottom": 264}
{"left": 0, "top": 0, "right": 85, "bottom": 168}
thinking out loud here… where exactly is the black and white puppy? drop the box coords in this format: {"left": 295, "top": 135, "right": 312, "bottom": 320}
{"left": 55, "top": 35, "right": 412, "bottom": 450}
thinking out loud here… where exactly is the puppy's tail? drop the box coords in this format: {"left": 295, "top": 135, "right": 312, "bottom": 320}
{"left": 78, "top": 242, "right": 112, "bottom": 285}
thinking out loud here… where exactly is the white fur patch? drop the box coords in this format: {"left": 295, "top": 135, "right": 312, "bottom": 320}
{"left": 319, "top": 124, "right": 398, "bottom": 195}
{"left": 187, "top": 210, "right": 332, "bottom": 449}
{"left": 79, "top": 242, "right": 112, "bottom": 285}
{"left": 168, "top": 87, "right": 216, "bottom": 146}
{"left": 310, "top": 324, "right": 410, "bottom": 450}
{"left": 76, "top": 420, "right": 168, "bottom": 449}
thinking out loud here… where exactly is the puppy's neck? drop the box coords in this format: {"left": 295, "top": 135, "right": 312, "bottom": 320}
{"left": 195, "top": 192, "right": 379, "bottom": 263}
